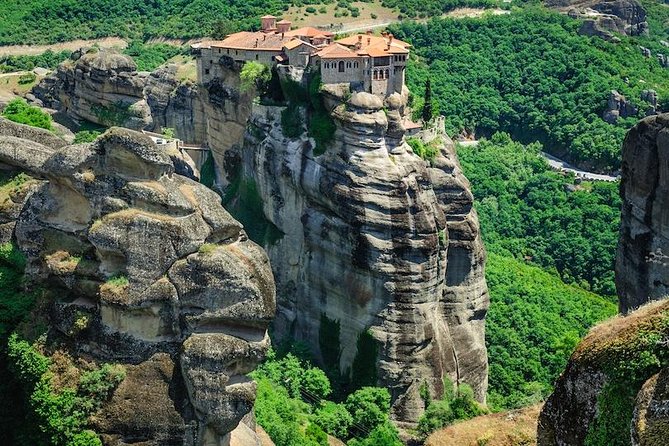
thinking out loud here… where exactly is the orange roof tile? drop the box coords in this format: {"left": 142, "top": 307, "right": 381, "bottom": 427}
{"left": 316, "top": 43, "right": 362, "bottom": 59}
{"left": 284, "top": 38, "right": 309, "bottom": 50}
{"left": 337, "top": 34, "right": 411, "bottom": 49}
{"left": 285, "top": 27, "right": 334, "bottom": 38}
{"left": 277, "top": 19, "right": 292, "bottom": 24}
{"left": 209, "top": 31, "right": 291, "bottom": 51}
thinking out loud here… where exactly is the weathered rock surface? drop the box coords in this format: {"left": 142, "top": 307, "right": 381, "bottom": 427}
{"left": 547, "top": 0, "right": 648, "bottom": 39}
{"left": 144, "top": 65, "right": 207, "bottom": 144}
{"left": 632, "top": 368, "right": 669, "bottom": 446}
{"left": 537, "top": 299, "right": 669, "bottom": 446}
{"left": 616, "top": 113, "right": 669, "bottom": 313}
{"left": 5, "top": 127, "right": 275, "bottom": 445}
{"left": 33, "top": 48, "right": 152, "bottom": 130}
{"left": 603, "top": 90, "right": 638, "bottom": 123}
{"left": 231, "top": 84, "right": 488, "bottom": 423}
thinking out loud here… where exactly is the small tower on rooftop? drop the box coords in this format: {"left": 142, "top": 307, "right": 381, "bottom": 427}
{"left": 261, "top": 15, "right": 277, "bottom": 33}
{"left": 277, "top": 19, "right": 292, "bottom": 33}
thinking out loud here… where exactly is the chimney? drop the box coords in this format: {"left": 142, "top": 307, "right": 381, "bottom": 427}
{"left": 367, "top": 37, "right": 371, "bottom": 45}
{"left": 356, "top": 35, "right": 362, "bottom": 50}
{"left": 366, "top": 30, "right": 372, "bottom": 35}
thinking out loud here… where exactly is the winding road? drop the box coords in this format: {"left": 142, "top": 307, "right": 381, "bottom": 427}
{"left": 456, "top": 140, "right": 619, "bottom": 182}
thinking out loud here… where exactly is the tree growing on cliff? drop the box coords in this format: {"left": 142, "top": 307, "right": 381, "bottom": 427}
{"left": 240, "top": 61, "right": 271, "bottom": 93}
{"left": 422, "top": 78, "right": 433, "bottom": 124}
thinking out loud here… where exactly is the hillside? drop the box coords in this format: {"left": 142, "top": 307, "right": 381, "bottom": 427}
{"left": 0, "top": 0, "right": 493, "bottom": 46}
{"left": 391, "top": 7, "right": 669, "bottom": 172}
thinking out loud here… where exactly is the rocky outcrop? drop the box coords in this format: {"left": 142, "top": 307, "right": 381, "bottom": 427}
{"left": 230, "top": 83, "right": 488, "bottom": 423}
{"left": 548, "top": 0, "right": 648, "bottom": 39}
{"left": 33, "top": 48, "right": 152, "bottom": 130}
{"left": 537, "top": 299, "right": 669, "bottom": 446}
{"left": 603, "top": 90, "right": 638, "bottom": 123}
{"left": 632, "top": 368, "right": 669, "bottom": 446}
{"left": 144, "top": 65, "right": 207, "bottom": 144}
{"left": 616, "top": 113, "right": 669, "bottom": 313}
{"left": 5, "top": 127, "right": 275, "bottom": 445}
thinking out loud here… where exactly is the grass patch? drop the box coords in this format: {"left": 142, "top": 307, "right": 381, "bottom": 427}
{"left": 2, "top": 98, "right": 52, "bottom": 130}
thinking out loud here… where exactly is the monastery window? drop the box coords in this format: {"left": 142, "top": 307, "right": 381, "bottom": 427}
{"left": 205, "top": 69, "right": 210, "bottom": 75}
{"left": 256, "top": 54, "right": 259, "bottom": 60}
{"left": 339, "top": 61, "right": 345, "bottom": 72}
{"left": 227, "top": 49, "right": 230, "bottom": 54}
{"left": 346, "top": 62, "right": 351, "bottom": 68}
{"left": 210, "top": 60, "right": 213, "bottom": 64}
{"left": 354, "top": 62, "right": 359, "bottom": 68}
{"left": 385, "top": 69, "right": 389, "bottom": 79}
{"left": 373, "top": 70, "right": 378, "bottom": 80}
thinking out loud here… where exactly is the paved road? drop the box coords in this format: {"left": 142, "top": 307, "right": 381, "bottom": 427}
{"left": 540, "top": 151, "right": 618, "bottom": 182}
{"left": 455, "top": 139, "right": 618, "bottom": 182}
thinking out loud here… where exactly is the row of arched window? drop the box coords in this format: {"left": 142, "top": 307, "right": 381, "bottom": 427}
{"left": 373, "top": 69, "right": 390, "bottom": 80}
{"left": 323, "top": 60, "right": 360, "bottom": 72}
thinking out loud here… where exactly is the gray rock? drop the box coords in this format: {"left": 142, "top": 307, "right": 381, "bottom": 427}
{"left": 231, "top": 80, "right": 488, "bottom": 423}
{"left": 7, "top": 127, "right": 275, "bottom": 445}
{"left": 616, "top": 113, "right": 669, "bottom": 312}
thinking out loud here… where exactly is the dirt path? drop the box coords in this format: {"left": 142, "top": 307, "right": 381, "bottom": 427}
{"left": 0, "top": 37, "right": 127, "bottom": 57}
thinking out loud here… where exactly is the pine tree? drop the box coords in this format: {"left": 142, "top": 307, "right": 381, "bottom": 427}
{"left": 422, "top": 79, "right": 433, "bottom": 124}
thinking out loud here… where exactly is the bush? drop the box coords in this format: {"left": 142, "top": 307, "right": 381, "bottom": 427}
{"left": 344, "top": 387, "right": 391, "bottom": 436}
{"left": 17, "top": 73, "right": 37, "bottom": 85}
{"left": 407, "top": 137, "right": 439, "bottom": 163}
{"left": 240, "top": 61, "right": 272, "bottom": 93}
{"left": 2, "top": 99, "right": 52, "bottom": 130}
{"left": 313, "top": 401, "right": 352, "bottom": 438}
{"left": 73, "top": 130, "right": 101, "bottom": 144}
{"left": 417, "top": 379, "right": 487, "bottom": 438}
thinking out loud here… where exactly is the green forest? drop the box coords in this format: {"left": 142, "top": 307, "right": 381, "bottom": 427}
{"left": 391, "top": 8, "right": 669, "bottom": 172}
{"left": 456, "top": 134, "right": 619, "bottom": 408}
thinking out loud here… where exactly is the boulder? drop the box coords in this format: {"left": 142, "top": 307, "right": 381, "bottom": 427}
{"left": 6, "top": 127, "right": 275, "bottom": 445}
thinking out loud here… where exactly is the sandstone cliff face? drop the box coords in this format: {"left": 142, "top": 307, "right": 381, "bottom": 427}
{"left": 231, "top": 84, "right": 488, "bottom": 423}
{"left": 144, "top": 65, "right": 207, "bottom": 144}
{"left": 616, "top": 113, "right": 669, "bottom": 313}
{"left": 2, "top": 127, "right": 275, "bottom": 445}
{"left": 33, "top": 49, "right": 152, "bottom": 129}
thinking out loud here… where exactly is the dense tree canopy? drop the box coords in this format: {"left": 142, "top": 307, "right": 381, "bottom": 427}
{"left": 458, "top": 133, "right": 621, "bottom": 296}
{"left": 391, "top": 8, "right": 669, "bottom": 171}
{"left": 0, "top": 0, "right": 325, "bottom": 45}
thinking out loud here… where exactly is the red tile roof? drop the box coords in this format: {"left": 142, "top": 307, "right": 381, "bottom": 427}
{"left": 285, "top": 26, "right": 334, "bottom": 38}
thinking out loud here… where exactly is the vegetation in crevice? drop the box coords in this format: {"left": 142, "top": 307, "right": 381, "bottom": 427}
{"left": 222, "top": 173, "right": 283, "bottom": 247}
{"left": 199, "top": 151, "right": 217, "bottom": 189}
{"left": 91, "top": 101, "right": 133, "bottom": 127}
{"left": 350, "top": 330, "right": 379, "bottom": 390}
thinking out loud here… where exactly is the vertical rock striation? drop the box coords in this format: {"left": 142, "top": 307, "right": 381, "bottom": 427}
{"left": 232, "top": 84, "right": 488, "bottom": 423}
{"left": 616, "top": 113, "right": 669, "bottom": 313}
